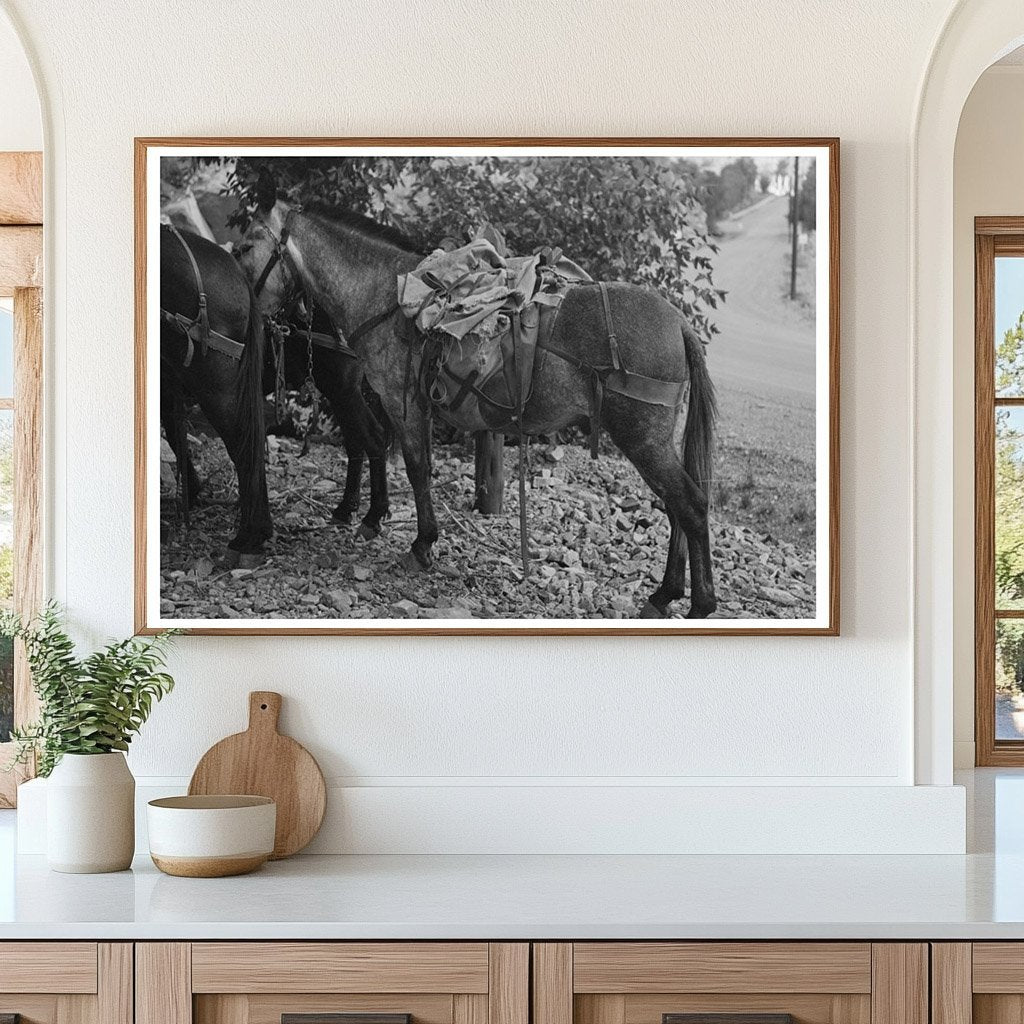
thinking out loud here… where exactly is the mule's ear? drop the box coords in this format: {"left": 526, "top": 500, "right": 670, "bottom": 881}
{"left": 255, "top": 166, "right": 277, "bottom": 213}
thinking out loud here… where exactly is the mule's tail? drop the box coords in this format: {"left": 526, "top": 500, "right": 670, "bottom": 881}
{"left": 234, "top": 284, "right": 271, "bottom": 539}
{"left": 681, "top": 323, "right": 718, "bottom": 498}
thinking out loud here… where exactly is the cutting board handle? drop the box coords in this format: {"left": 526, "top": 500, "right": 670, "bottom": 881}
{"left": 248, "top": 691, "right": 282, "bottom": 734}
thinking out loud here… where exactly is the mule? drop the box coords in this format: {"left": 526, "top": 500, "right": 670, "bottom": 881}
{"left": 240, "top": 194, "right": 718, "bottom": 618}
{"left": 160, "top": 225, "right": 272, "bottom": 563}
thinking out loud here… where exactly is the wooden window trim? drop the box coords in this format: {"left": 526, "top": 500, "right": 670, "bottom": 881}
{"left": 975, "top": 217, "right": 1024, "bottom": 765}
{"left": 0, "top": 152, "right": 43, "bottom": 807}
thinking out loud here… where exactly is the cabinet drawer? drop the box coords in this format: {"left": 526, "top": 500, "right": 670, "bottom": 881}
{"left": 533, "top": 944, "right": 925, "bottom": 1024}
{"left": 139, "top": 943, "right": 528, "bottom": 1024}
{"left": 0, "top": 942, "right": 99, "bottom": 994}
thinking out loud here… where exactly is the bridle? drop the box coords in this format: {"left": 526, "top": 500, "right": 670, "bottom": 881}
{"left": 251, "top": 206, "right": 299, "bottom": 299}
{"left": 249, "top": 205, "right": 400, "bottom": 349}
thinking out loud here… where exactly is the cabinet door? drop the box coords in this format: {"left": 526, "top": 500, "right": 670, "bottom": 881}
{"left": 533, "top": 944, "right": 928, "bottom": 1024}
{"left": 137, "top": 943, "right": 528, "bottom": 1024}
{"left": 0, "top": 943, "right": 131, "bottom": 1024}
{"left": 941, "top": 943, "right": 1024, "bottom": 1024}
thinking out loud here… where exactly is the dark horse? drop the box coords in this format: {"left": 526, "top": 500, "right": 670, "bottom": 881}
{"left": 241, "top": 197, "right": 718, "bottom": 618}
{"left": 160, "top": 225, "right": 272, "bottom": 563}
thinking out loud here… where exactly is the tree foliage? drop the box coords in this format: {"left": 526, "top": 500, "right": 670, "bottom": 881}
{"left": 217, "top": 155, "right": 725, "bottom": 341}
{"left": 1, "top": 604, "right": 179, "bottom": 776}
{"left": 995, "top": 312, "right": 1024, "bottom": 691}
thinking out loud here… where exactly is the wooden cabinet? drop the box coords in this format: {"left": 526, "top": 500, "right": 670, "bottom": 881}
{"left": 0, "top": 943, "right": 132, "bottom": 1024}
{"left": 932, "top": 943, "right": 1024, "bottom": 1024}
{"left": 532, "top": 944, "right": 928, "bottom": 1024}
{"left": 136, "top": 944, "right": 528, "bottom": 1024}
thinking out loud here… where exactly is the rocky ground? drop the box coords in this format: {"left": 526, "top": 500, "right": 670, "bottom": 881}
{"left": 159, "top": 429, "right": 816, "bottom": 622}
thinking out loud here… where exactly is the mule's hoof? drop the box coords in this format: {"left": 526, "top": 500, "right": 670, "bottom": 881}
{"left": 218, "top": 549, "right": 241, "bottom": 569}
{"left": 236, "top": 551, "right": 265, "bottom": 569}
{"left": 397, "top": 549, "right": 430, "bottom": 573}
{"left": 639, "top": 600, "right": 667, "bottom": 619}
{"left": 356, "top": 522, "right": 381, "bottom": 541}
{"left": 332, "top": 509, "right": 354, "bottom": 525}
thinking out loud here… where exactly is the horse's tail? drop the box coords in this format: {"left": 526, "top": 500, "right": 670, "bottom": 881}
{"left": 680, "top": 323, "right": 718, "bottom": 498}
{"left": 234, "top": 283, "right": 271, "bottom": 536}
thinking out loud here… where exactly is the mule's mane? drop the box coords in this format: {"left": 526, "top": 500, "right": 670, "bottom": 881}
{"left": 302, "top": 202, "right": 418, "bottom": 253}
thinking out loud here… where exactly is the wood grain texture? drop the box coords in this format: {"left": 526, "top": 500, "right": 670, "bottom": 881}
{"left": 188, "top": 691, "right": 326, "bottom": 858}
{"left": 573, "top": 943, "right": 872, "bottom": 994}
{"left": 0, "top": 152, "right": 42, "bottom": 224}
{"left": 98, "top": 945, "right": 133, "bottom": 1024}
{"left": 973, "top": 995, "right": 1024, "bottom": 1024}
{"left": 488, "top": 944, "right": 528, "bottom": 1024}
{"left": 136, "top": 943, "right": 192, "bottom": 1024}
{"left": 534, "top": 944, "right": 572, "bottom": 1024}
{"left": 195, "top": 995, "right": 248, "bottom": 1024}
{"left": 0, "top": 943, "right": 97, "bottom": 993}
{"left": 454, "top": 994, "right": 487, "bottom": 1024}
{"left": 134, "top": 135, "right": 840, "bottom": 637}
{"left": 0, "top": 226, "right": 41, "bottom": 295}
{"left": 623, "top": 994, "right": 869, "bottom": 1024}
{"left": 576, "top": 996, "right": 626, "bottom": 1024}
{"left": 931, "top": 945, "right": 971, "bottom": 1024}
{"left": 976, "top": 229, "right": 999, "bottom": 765}
{"left": 0, "top": 998, "right": 58, "bottom": 1024}
{"left": 971, "top": 944, "right": 1024, "bottom": 992}
{"left": 14, "top": 286, "right": 43, "bottom": 720}
{"left": 191, "top": 943, "right": 489, "bottom": 994}
{"left": 869, "top": 945, "right": 927, "bottom": 1024}
{"left": 282, "top": 1015, "right": 411, "bottom": 1024}
{"left": 242, "top": 994, "right": 451, "bottom": 1024}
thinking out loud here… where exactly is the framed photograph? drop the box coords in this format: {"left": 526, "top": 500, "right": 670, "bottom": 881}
{"left": 136, "top": 137, "right": 838, "bottom": 635}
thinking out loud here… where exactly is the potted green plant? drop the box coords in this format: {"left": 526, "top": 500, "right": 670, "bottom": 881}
{"left": 2, "top": 603, "right": 178, "bottom": 873}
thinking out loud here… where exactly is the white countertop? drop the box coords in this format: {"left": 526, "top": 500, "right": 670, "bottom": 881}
{"left": 0, "top": 849, "right": 1022, "bottom": 940}
{"left": 1, "top": 769, "right": 1022, "bottom": 941}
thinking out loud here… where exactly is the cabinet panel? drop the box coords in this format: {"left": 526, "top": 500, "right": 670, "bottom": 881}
{"left": 191, "top": 944, "right": 489, "bottom": 995}
{"left": 0, "top": 944, "right": 98, "bottom": 994}
{"left": 573, "top": 944, "right": 873, "bottom": 995}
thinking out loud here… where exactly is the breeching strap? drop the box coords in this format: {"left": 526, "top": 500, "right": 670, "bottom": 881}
{"left": 160, "top": 223, "right": 245, "bottom": 365}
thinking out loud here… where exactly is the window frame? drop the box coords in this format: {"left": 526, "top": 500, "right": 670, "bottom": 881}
{"left": 975, "top": 217, "right": 1024, "bottom": 765}
{"left": 0, "top": 151, "right": 43, "bottom": 807}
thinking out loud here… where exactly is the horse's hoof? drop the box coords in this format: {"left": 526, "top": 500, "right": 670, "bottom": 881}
{"left": 356, "top": 522, "right": 381, "bottom": 541}
{"left": 237, "top": 551, "right": 265, "bottom": 569}
{"left": 332, "top": 509, "right": 354, "bottom": 525}
{"left": 639, "top": 600, "right": 667, "bottom": 619}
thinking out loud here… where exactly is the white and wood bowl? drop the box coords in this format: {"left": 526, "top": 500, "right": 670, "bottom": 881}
{"left": 147, "top": 795, "right": 276, "bottom": 877}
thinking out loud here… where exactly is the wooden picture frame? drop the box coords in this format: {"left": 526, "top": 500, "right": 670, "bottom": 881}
{"left": 136, "top": 137, "right": 839, "bottom": 636}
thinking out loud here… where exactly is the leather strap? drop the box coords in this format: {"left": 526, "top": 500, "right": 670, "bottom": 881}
{"left": 599, "top": 281, "right": 622, "bottom": 371}
{"left": 160, "top": 308, "right": 245, "bottom": 362}
{"left": 348, "top": 303, "right": 400, "bottom": 346}
{"left": 163, "top": 223, "right": 213, "bottom": 363}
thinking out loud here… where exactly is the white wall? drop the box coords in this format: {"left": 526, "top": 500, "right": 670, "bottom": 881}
{"left": 2, "top": 0, "right": 973, "bottom": 851}
{"left": 0, "top": 8, "right": 39, "bottom": 151}
{"left": 952, "top": 66, "right": 1024, "bottom": 767}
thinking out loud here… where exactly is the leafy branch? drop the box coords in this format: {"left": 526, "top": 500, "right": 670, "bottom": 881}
{"left": 0, "top": 603, "right": 179, "bottom": 777}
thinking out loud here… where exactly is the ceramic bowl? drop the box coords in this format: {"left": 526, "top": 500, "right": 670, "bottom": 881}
{"left": 147, "top": 795, "right": 276, "bottom": 877}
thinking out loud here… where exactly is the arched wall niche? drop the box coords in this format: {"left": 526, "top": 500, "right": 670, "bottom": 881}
{"left": 914, "top": 0, "right": 1024, "bottom": 785}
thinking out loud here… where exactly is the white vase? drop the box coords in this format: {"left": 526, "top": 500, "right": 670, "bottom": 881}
{"left": 46, "top": 752, "right": 135, "bottom": 873}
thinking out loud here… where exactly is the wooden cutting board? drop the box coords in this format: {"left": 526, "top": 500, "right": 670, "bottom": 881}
{"left": 188, "top": 691, "right": 326, "bottom": 859}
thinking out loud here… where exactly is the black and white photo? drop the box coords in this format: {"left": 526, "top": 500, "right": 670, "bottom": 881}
{"left": 138, "top": 140, "right": 838, "bottom": 634}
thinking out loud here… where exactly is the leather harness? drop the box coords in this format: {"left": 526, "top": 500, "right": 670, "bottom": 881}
{"left": 160, "top": 223, "right": 246, "bottom": 366}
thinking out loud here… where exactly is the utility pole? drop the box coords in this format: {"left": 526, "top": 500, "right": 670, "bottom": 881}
{"left": 790, "top": 155, "right": 800, "bottom": 301}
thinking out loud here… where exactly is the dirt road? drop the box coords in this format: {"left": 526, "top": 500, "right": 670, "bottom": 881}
{"left": 704, "top": 195, "right": 816, "bottom": 410}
